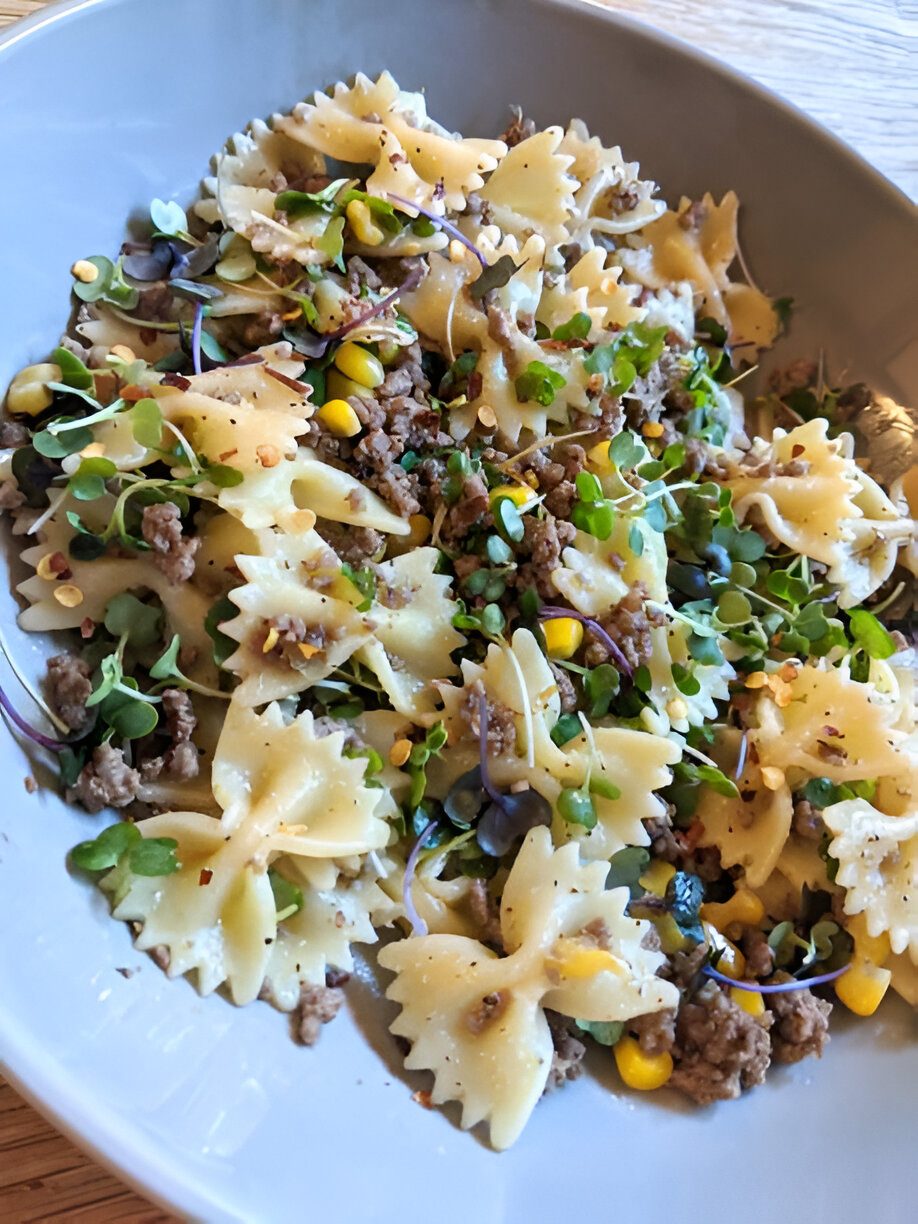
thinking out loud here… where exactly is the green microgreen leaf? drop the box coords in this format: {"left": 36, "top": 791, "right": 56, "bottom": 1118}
{"left": 150, "top": 198, "right": 188, "bottom": 235}
{"left": 574, "top": 1019, "right": 623, "bottom": 1046}
{"left": 317, "top": 214, "right": 346, "bottom": 272}
{"left": 551, "top": 312, "right": 591, "bottom": 341}
{"left": 68, "top": 455, "right": 117, "bottom": 501}
{"left": 275, "top": 178, "right": 350, "bottom": 216}
{"left": 130, "top": 398, "right": 164, "bottom": 448}
{"left": 70, "top": 821, "right": 141, "bottom": 871}
{"left": 204, "top": 596, "right": 239, "bottom": 668}
{"left": 50, "top": 345, "right": 94, "bottom": 390}
{"left": 550, "top": 712, "right": 582, "bottom": 747}
{"left": 514, "top": 360, "right": 566, "bottom": 407}
{"left": 342, "top": 561, "right": 376, "bottom": 612}
{"left": 492, "top": 494, "right": 525, "bottom": 543}
{"left": 269, "top": 867, "right": 305, "bottom": 921}
{"left": 104, "top": 592, "right": 162, "bottom": 648}
{"left": 150, "top": 634, "right": 183, "bottom": 682}
{"left": 848, "top": 608, "right": 896, "bottom": 659}
{"left": 469, "top": 254, "right": 523, "bottom": 302}
{"left": 127, "top": 836, "right": 180, "bottom": 876}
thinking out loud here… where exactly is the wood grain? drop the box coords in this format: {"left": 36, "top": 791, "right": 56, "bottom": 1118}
{"left": 0, "top": 1, "right": 913, "bottom": 1222}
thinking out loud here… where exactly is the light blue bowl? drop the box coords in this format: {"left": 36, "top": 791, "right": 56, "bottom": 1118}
{"left": 0, "top": 3, "right": 916, "bottom": 1223}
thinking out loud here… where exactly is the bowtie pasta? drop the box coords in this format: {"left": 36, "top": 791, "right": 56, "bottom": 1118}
{"left": 1, "top": 71, "right": 916, "bottom": 1150}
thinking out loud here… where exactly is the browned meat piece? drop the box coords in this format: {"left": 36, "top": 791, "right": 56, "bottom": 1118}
{"left": 768, "top": 359, "right": 818, "bottom": 399}
{"left": 630, "top": 1008, "right": 676, "bottom": 1056}
{"left": 460, "top": 679, "right": 517, "bottom": 754}
{"left": 385, "top": 395, "right": 449, "bottom": 449}
{"left": 467, "top": 878, "right": 503, "bottom": 949}
{"left": 670, "top": 981, "right": 772, "bottom": 1104}
{"left": 314, "top": 519, "right": 383, "bottom": 566}
{"left": 45, "top": 653, "right": 92, "bottom": 731}
{"left": 465, "top": 990, "right": 510, "bottom": 1035}
{"left": 448, "top": 473, "right": 490, "bottom": 536}
{"left": 141, "top": 502, "right": 200, "bottom": 584}
{"left": 659, "top": 941, "right": 709, "bottom": 991}
{"left": 294, "top": 982, "right": 345, "bottom": 1046}
{"left": 549, "top": 660, "right": 578, "bottom": 713}
{"left": 501, "top": 109, "right": 537, "bottom": 148}
{"left": 0, "top": 419, "right": 29, "bottom": 448}
{"left": 67, "top": 743, "right": 140, "bottom": 813}
{"left": 741, "top": 929, "right": 775, "bottom": 979}
{"left": 162, "top": 688, "right": 195, "bottom": 743}
{"left": 543, "top": 1011, "right": 586, "bottom": 1092}
{"left": 573, "top": 391, "right": 625, "bottom": 441}
{"left": 767, "top": 978, "right": 831, "bottom": 1064}
{"left": 792, "top": 799, "right": 825, "bottom": 840}
{"left": 346, "top": 255, "right": 383, "bottom": 294}
{"left": 584, "top": 582, "right": 664, "bottom": 671}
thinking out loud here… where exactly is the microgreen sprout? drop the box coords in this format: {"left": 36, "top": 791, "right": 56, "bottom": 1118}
{"left": 474, "top": 693, "right": 552, "bottom": 857}
{"left": 538, "top": 605, "right": 633, "bottom": 678}
{"left": 403, "top": 817, "right": 440, "bottom": 936}
{"left": 703, "top": 963, "right": 850, "bottom": 993}
{"left": 0, "top": 681, "right": 71, "bottom": 752}
{"left": 386, "top": 193, "right": 487, "bottom": 267}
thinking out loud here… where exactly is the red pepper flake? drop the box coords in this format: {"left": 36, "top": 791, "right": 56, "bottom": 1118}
{"left": 120, "top": 383, "right": 149, "bottom": 402}
{"left": 199, "top": 868, "right": 214, "bottom": 886}
{"left": 411, "top": 1090, "right": 433, "bottom": 1109}
{"left": 139, "top": 327, "right": 158, "bottom": 346}
{"left": 80, "top": 617, "right": 95, "bottom": 639}
{"left": 791, "top": 443, "right": 805, "bottom": 458}
{"left": 48, "top": 551, "right": 72, "bottom": 579}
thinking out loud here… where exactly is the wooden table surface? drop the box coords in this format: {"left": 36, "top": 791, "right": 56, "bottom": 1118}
{"left": 0, "top": 1, "right": 914, "bottom": 1222}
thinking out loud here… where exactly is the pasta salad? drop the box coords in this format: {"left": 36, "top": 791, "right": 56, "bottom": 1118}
{"left": 1, "top": 72, "right": 916, "bottom": 1150}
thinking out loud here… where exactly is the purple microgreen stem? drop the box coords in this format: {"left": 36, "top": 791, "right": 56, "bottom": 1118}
{"left": 704, "top": 963, "right": 850, "bottom": 993}
{"left": 403, "top": 818, "right": 440, "bottom": 936}
{"left": 735, "top": 730, "right": 749, "bottom": 780}
{"left": 289, "top": 263, "right": 425, "bottom": 359}
{"left": 0, "top": 682, "right": 70, "bottom": 752}
{"left": 386, "top": 193, "right": 488, "bottom": 268}
{"left": 191, "top": 300, "right": 204, "bottom": 376}
{"left": 538, "top": 606, "right": 633, "bottom": 678}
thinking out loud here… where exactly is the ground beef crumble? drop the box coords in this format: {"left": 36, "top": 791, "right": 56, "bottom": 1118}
{"left": 67, "top": 742, "right": 140, "bottom": 813}
{"left": 294, "top": 982, "right": 345, "bottom": 1046}
{"left": 45, "top": 653, "right": 93, "bottom": 731}
{"left": 460, "top": 679, "right": 517, "bottom": 754}
{"left": 584, "top": 581, "right": 664, "bottom": 671}
{"left": 670, "top": 981, "right": 772, "bottom": 1104}
{"left": 141, "top": 502, "right": 200, "bottom": 584}
{"left": 544, "top": 1011, "right": 586, "bottom": 1092}
{"left": 766, "top": 977, "right": 832, "bottom": 1064}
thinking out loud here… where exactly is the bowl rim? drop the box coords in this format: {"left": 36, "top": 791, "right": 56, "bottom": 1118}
{"left": 0, "top": 1, "right": 914, "bottom": 1220}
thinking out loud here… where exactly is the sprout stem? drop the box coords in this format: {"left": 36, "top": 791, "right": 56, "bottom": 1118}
{"left": 704, "top": 963, "right": 850, "bottom": 993}
{"left": 403, "top": 818, "right": 440, "bottom": 936}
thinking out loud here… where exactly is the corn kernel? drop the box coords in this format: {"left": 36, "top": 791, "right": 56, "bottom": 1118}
{"left": 703, "top": 922, "right": 746, "bottom": 980}
{"left": 835, "top": 961, "right": 891, "bottom": 1016}
{"left": 262, "top": 626, "right": 280, "bottom": 653}
{"left": 334, "top": 341, "right": 385, "bottom": 390}
{"left": 847, "top": 913, "right": 890, "bottom": 967}
{"left": 52, "top": 584, "right": 83, "bottom": 608}
{"left": 317, "top": 398, "right": 362, "bottom": 438}
{"left": 110, "top": 343, "right": 136, "bottom": 363}
{"left": 489, "top": 484, "right": 531, "bottom": 509}
{"left": 6, "top": 362, "right": 62, "bottom": 416}
{"left": 587, "top": 439, "right": 612, "bottom": 471}
{"left": 613, "top": 1035, "right": 673, "bottom": 1091}
{"left": 730, "top": 986, "right": 766, "bottom": 1017}
{"left": 542, "top": 616, "right": 584, "bottom": 660}
{"left": 325, "top": 368, "right": 374, "bottom": 403}
{"left": 638, "top": 859, "right": 676, "bottom": 897}
{"left": 642, "top": 421, "right": 664, "bottom": 438}
{"left": 701, "top": 888, "right": 765, "bottom": 932}
{"left": 389, "top": 738, "right": 413, "bottom": 768}
{"left": 745, "top": 671, "right": 768, "bottom": 689}
{"left": 665, "top": 697, "right": 688, "bottom": 722}
{"left": 71, "top": 259, "right": 99, "bottom": 283}
{"left": 407, "top": 513, "right": 431, "bottom": 546}
{"left": 546, "top": 937, "right": 626, "bottom": 980}
{"left": 449, "top": 239, "right": 467, "bottom": 263}
{"left": 345, "top": 198, "right": 385, "bottom": 247}
{"left": 477, "top": 405, "right": 497, "bottom": 430}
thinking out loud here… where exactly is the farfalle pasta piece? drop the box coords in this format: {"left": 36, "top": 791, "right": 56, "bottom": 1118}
{"left": 642, "top": 623, "right": 736, "bottom": 735}
{"left": 274, "top": 72, "right": 505, "bottom": 213}
{"left": 550, "top": 515, "right": 667, "bottom": 617}
{"left": 194, "top": 118, "right": 326, "bottom": 254}
{"left": 356, "top": 546, "right": 465, "bottom": 719}
{"left": 825, "top": 799, "right": 918, "bottom": 960}
{"left": 379, "top": 827, "right": 676, "bottom": 1149}
{"left": 478, "top": 127, "right": 577, "bottom": 251}
{"left": 221, "top": 528, "right": 370, "bottom": 704}
{"left": 218, "top": 446, "right": 411, "bottom": 534}
{"left": 559, "top": 118, "right": 666, "bottom": 242}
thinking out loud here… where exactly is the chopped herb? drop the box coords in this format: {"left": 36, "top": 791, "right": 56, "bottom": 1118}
{"left": 269, "top": 867, "right": 305, "bottom": 921}
{"left": 342, "top": 562, "right": 376, "bottom": 612}
{"left": 469, "top": 254, "right": 523, "bottom": 302}
{"left": 551, "top": 312, "right": 591, "bottom": 341}
{"left": 70, "top": 821, "right": 179, "bottom": 876}
{"left": 848, "top": 608, "right": 896, "bottom": 659}
{"left": 514, "top": 360, "right": 566, "bottom": 407}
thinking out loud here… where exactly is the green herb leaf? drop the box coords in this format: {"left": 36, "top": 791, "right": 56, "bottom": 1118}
{"left": 205, "top": 596, "right": 240, "bottom": 667}
{"left": 69, "top": 455, "right": 117, "bottom": 501}
{"left": 150, "top": 198, "right": 188, "bottom": 235}
{"left": 50, "top": 345, "right": 93, "bottom": 390}
{"left": 342, "top": 561, "right": 376, "bottom": 612}
{"left": 150, "top": 634, "right": 183, "bottom": 682}
{"left": 550, "top": 712, "right": 582, "bottom": 747}
{"left": 33, "top": 423, "right": 93, "bottom": 459}
{"left": 608, "top": 431, "right": 647, "bottom": 470}
{"left": 558, "top": 787, "right": 596, "bottom": 828}
{"left": 104, "top": 592, "right": 162, "bottom": 648}
{"left": 72, "top": 256, "right": 114, "bottom": 304}
{"left": 492, "top": 494, "right": 525, "bottom": 543}
{"left": 70, "top": 821, "right": 141, "bottom": 871}
{"left": 514, "top": 360, "right": 566, "bottom": 407}
{"left": 129, "top": 398, "right": 164, "bottom": 448}
{"left": 695, "top": 763, "right": 739, "bottom": 798}
{"left": 275, "top": 178, "right": 349, "bottom": 217}
{"left": 551, "top": 312, "right": 591, "bottom": 341}
{"left": 772, "top": 296, "right": 795, "bottom": 334}
{"left": 606, "top": 846, "right": 650, "bottom": 892}
{"left": 317, "top": 214, "right": 346, "bottom": 272}
{"left": 107, "top": 697, "right": 160, "bottom": 739}
{"left": 848, "top": 608, "right": 896, "bottom": 659}
{"left": 574, "top": 1019, "right": 623, "bottom": 1046}
{"left": 128, "top": 837, "right": 180, "bottom": 876}
{"left": 203, "top": 462, "right": 244, "bottom": 488}
{"left": 269, "top": 867, "right": 305, "bottom": 920}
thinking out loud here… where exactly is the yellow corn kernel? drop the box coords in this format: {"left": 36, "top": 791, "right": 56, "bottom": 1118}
{"left": 325, "top": 368, "right": 374, "bottom": 404}
{"left": 613, "top": 1035, "right": 673, "bottom": 1091}
{"left": 334, "top": 341, "right": 385, "bottom": 390}
{"left": 638, "top": 859, "right": 676, "bottom": 898}
{"left": 703, "top": 922, "right": 746, "bottom": 980}
{"left": 546, "top": 937, "right": 626, "bottom": 980}
{"left": 665, "top": 697, "right": 688, "bottom": 722}
{"left": 542, "top": 616, "right": 584, "bottom": 661}
{"left": 345, "top": 198, "right": 385, "bottom": 247}
{"left": 6, "top": 362, "right": 62, "bottom": 416}
{"left": 701, "top": 888, "right": 765, "bottom": 932}
{"left": 489, "top": 484, "right": 531, "bottom": 509}
{"left": 52, "top": 584, "right": 83, "bottom": 608}
{"left": 477, "top": 405, "right": 497, "bottom": 430}
{"left": 407, "top": 513, "right": 431, "bottom": 546}
{"left": 730, "top": 986, "right": 765, "bottom": 1017}
{"left": 760, "top": 765, "right": 786, "bottom": 791}
{"left": 835, "top": 961, "right": 891, "bottom": 1017}
{"left": 262, "top": 626, "right": 280, "bottom": 653}
{"left": 846, "top": 913, "right": 891, "bottom": 967}
{"left": 642, "top": 421, "right": 664, "bottom": 438}
{"left": 317, "top": 398, "right": 362, "bottom": 438}
{"left": 587, "top": 438, "right": 612, "bottom": 471}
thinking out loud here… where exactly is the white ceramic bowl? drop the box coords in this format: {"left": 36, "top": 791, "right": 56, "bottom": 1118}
{"left": 1, "top": 2, "right": 916, "bottom": 1221}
